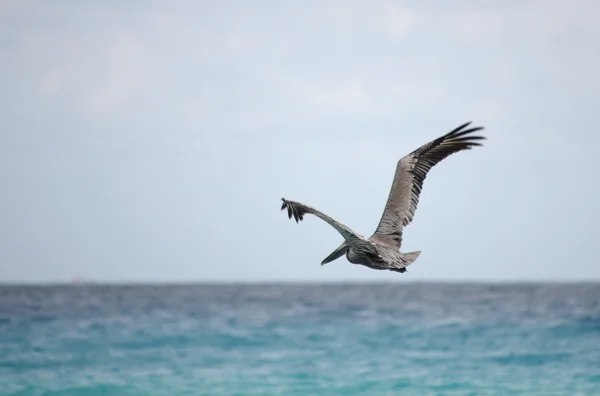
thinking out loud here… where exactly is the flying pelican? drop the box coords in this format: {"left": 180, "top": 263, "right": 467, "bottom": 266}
{"left": 280, "top": 121, "right": 485, "bottom": 274}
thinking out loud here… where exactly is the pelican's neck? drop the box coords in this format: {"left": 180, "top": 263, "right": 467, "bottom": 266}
{"left": 346, "top": 249, "right": 363, "bottom": 264}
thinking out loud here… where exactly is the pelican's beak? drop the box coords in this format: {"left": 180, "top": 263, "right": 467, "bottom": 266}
{"left": 320, "top": 242, "right": 349, "bottom": 266}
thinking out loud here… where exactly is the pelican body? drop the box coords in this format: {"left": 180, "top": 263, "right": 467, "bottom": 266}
{"left": 280, "top": 121, "right": 486, "bottom": 274}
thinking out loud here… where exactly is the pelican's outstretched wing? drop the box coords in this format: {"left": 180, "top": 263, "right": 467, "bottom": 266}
{"left": 372, "top": 121, "right": 485, "bottom": 248}
{"left": 281, "top": 198, "right": 368, "bottom": 249}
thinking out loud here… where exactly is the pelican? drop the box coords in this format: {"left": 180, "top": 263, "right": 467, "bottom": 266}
{"left": 280, "top": 121, "right": 485, "bottom": 273}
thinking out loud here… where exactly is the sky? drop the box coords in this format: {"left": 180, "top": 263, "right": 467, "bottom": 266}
{"left": 1, "top": 0, "right": 599, "bottom": 283}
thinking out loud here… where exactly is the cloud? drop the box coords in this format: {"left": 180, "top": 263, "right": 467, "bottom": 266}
{"left": 5, "top": 0, "right": 596, "bottom": 133}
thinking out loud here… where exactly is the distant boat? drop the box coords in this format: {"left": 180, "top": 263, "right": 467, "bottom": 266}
{"left": 68, "top": 276, "right": 94, "bottom": 284}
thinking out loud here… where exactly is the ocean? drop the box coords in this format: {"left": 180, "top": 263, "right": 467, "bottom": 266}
{"left": 0, "top": 283, "right": 599, "bottom": 395}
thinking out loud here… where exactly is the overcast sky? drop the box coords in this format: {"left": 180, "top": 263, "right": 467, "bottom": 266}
{"left": 1, "top": 1, "right": 599, "bottom": 283}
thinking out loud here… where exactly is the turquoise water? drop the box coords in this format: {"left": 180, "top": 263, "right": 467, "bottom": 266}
{"left": 1, "top": 283, "right": 599, "bottom": 395}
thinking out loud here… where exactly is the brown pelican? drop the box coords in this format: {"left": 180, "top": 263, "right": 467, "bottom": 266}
{"left": 280, "top": 121, "right": 485, "bottom": 273}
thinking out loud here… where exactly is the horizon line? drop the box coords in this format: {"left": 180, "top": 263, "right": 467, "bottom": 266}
{"left": 1, "top": 279, "right": 599, "bottom": 286}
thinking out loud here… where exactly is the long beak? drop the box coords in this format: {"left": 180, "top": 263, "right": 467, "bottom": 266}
{"left": 320, "top": 242, "right": 349, "bottom": 266}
